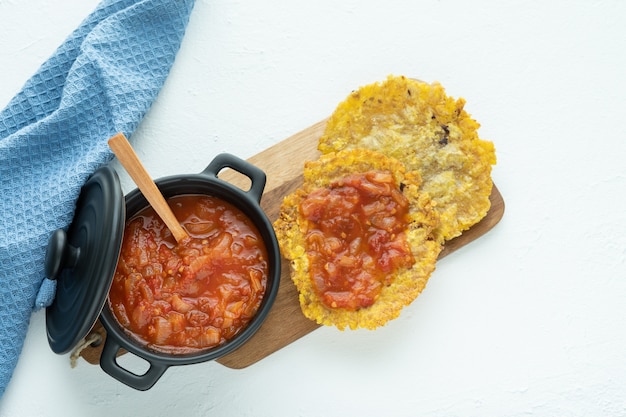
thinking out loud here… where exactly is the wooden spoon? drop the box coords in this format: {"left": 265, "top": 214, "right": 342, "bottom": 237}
{"left": 108, "top": 132, "right": 189, "bottom": 244}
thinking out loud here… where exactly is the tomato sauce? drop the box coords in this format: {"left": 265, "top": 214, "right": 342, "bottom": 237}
{"left": 108, "top": 194, "right": 268, "bottom": 354}
{"left": 299, "top": 171, "right": 415, "bottom": 311}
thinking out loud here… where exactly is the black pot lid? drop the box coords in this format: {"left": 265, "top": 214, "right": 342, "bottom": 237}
{"left": 45, "top": 165, "right": 125, "bottom": 354}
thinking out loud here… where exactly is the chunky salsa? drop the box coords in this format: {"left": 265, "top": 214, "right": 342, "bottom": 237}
{"left": 108, "top": 194, "right": 268, "bottom": 354}
{"left": 299, "top": 171, "right": 415, "bottom": 311}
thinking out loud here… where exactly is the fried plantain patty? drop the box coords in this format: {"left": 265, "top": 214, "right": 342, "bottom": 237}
{"left": 318, "top": 75, "right": 496, "bottom": 242}
{"left": 274, "top": 149, "right": 441, "bottom": 330}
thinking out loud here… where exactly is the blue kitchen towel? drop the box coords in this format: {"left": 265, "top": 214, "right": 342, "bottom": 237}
{"left": 0, "top": 0, "right": 195, "bottom": 397}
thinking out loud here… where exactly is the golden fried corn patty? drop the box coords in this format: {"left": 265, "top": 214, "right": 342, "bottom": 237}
{"left": 318, "top": 75, "right": 496, "bottom": 242}
{"left": 274, "top": 149, "right": 441, "bottom": 330}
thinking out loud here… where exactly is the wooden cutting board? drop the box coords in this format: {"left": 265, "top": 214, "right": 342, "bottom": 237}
{"left": 78, "top": 118, "right": 505, "bottom": 368}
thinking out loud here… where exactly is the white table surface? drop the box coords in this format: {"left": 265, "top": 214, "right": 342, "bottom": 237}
{"left": 1, "top": 1, "right": 626, "bottom": 416}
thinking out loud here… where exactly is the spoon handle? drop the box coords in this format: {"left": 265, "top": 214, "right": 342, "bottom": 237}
{"left": 108, "top": 133, "right": 189, "bottom": 244}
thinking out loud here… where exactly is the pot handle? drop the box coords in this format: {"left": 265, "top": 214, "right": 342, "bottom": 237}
{"left": 202, "top": 153, "right": 267, "bottom": 203}
{"left": 100, "top": 336, "right": 168, "bottom": 391}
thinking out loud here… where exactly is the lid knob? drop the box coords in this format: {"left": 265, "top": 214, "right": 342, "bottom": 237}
{"left": 45, "top": 229, "right": 80, "bottom": 280}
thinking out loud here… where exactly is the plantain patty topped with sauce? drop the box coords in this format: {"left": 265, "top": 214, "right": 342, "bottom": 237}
{"left": 318, "top": 75, "right": 496, "bottom": 242}
{"left": 274, "top": 149, "right": 441, "bottom": 330}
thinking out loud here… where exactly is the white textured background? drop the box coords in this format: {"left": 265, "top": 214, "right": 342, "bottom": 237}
{"left": 1, "top": 0, "right": 626, "bottom": 416}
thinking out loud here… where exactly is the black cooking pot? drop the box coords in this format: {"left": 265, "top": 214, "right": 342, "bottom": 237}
{"left": 45, "top": 153, "right": 280, "bottom": 391}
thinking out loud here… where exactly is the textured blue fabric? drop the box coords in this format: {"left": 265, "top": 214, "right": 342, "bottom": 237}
{"left": 0, "top": 0, "right": 194, "bottom": 397}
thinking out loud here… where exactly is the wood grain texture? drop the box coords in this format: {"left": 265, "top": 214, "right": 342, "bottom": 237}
{"left": 78, "top": 119, "right": 504, "bottom": 368}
